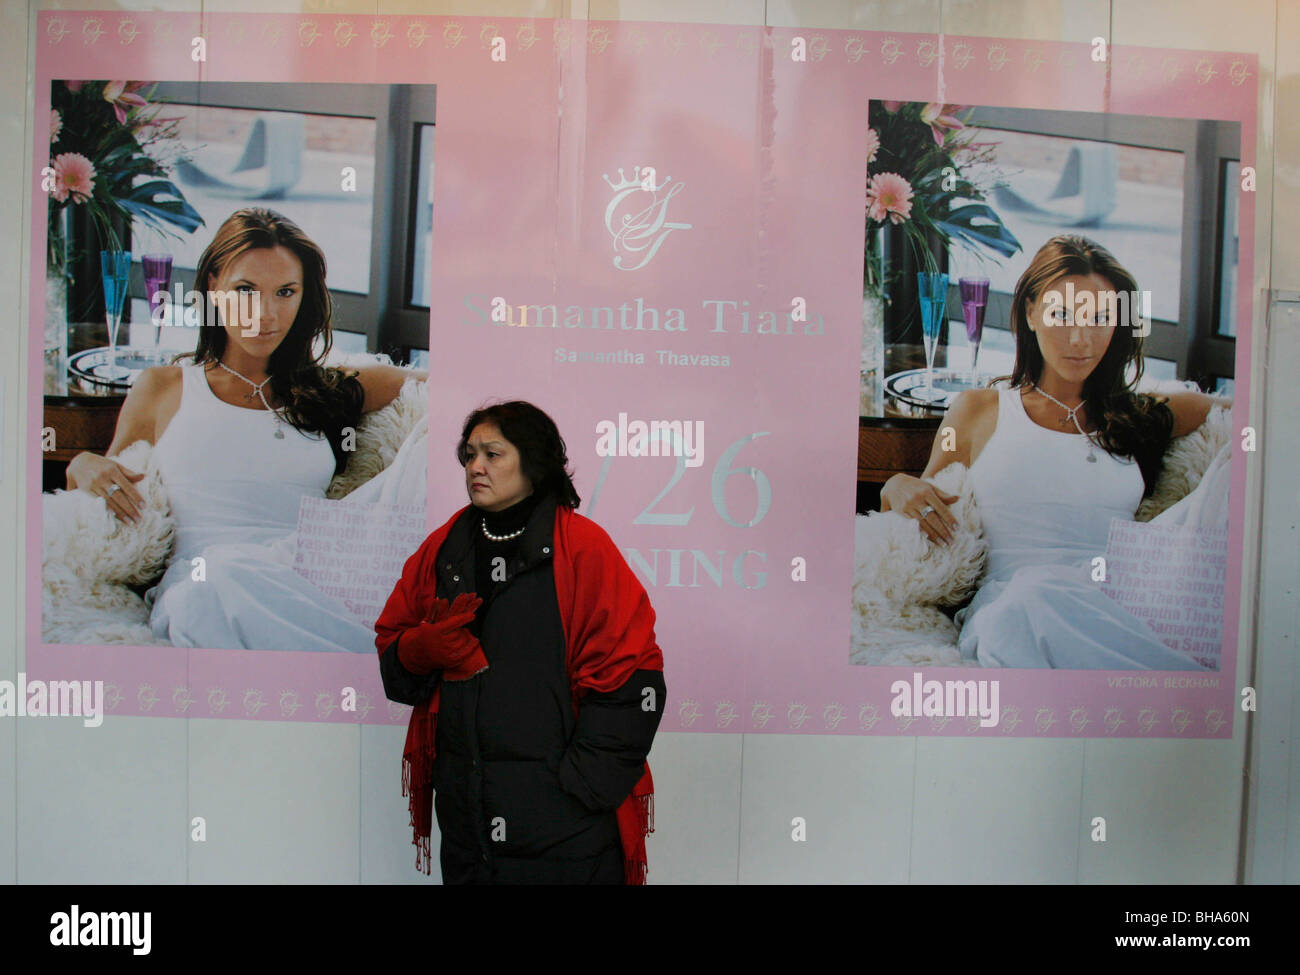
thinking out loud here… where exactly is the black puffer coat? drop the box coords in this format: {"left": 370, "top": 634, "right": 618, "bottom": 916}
{"left": 379, "top": 493, "right": 666, "bottom": 884}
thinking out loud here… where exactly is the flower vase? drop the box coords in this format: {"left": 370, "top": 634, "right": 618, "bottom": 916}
{"left": 44, "top": 269, "right": 68, "bottom": 394}
{"left": 860, "top": 290, "right": 885, "bottom": 416}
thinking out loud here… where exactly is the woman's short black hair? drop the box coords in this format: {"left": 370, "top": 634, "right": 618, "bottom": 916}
{"left": 456, "top": 401, "right": 581, "bottom": 509}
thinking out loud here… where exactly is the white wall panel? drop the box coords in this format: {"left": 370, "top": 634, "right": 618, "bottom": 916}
{"left": 910, "top": 738, "right": 1083, "bottom": 883}
{"left": 739, "top": 734, "right": 915, "bottom": 883}
{"left": 187, "top": 720, "right": 360, "bottom": 883}
{"left": 16, "top": 716, "right": 187, "bottom": 883}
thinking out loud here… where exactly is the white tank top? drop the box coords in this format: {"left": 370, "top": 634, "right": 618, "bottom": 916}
{"left": 967, "top": 385, "right": 1144, "bottom": 583}
{"left": 151, "top": 363, "right": 337, "bottom": 560}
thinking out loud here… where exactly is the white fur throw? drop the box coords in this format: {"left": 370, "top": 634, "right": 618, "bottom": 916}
{"left": 851, "top": 462, "right": 986, "bottom": 668}
{"left": 42, "top": 379, "right": 427, "bottom": 646}
{"left": 851, "top": 405, "right": 1233, "bottom": 666}
{"left": 42, "top": 439, "right": 173, "bottom": 645}
{"left": 1135, "top": 405, "right": 1232, "bottom": 521}
{"left": 326, "top": 379, "right": 428, "bottom": 500}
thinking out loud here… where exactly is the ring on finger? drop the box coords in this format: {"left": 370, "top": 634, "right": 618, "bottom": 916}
{"left": 106, "top": 483, "right": 122, "bottom": 497}
{"left": 919, "top": 504, "right": 934, "bottom": 519}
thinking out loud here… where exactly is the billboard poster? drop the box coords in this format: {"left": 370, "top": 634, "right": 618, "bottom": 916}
{"left": 28, "top": 12, "right": 1257, "bottom": 737}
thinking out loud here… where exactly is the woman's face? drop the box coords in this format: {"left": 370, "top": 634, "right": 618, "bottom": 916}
{"left": 209, "top": 244, "right": 304, "bottom": 362}
{"left": 1026, "top": 271, "right": 1120, "bottom": 386}
{"left": 464, "top": 422, "right": 533, "bottom": 512}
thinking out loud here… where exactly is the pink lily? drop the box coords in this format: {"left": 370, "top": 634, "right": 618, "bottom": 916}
{"left": 103, "top": 81, "right": 148, "bottom": 124}
{"left": 920, "top": 102, "right": 965, "bottom": 146}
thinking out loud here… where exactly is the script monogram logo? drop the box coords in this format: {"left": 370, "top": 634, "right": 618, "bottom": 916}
{"left": 715, "top": 700, "right": 739, "bottom": 728}
{"left": 678, "top": 698, "right": 702, "bottom": 727}
{"left": 137, "top": 683, "right": 159, "bottom": 712}
{"left": 999, "top": 705, "right": 1022, "bottom": 734}
{"left": 602, "top": 167, "right": 692, "bottom": 271}
{"left": 1137, "top": 706, "right": 1160, "bottom": 734}
{"left": 1068, "top": 706, "right": 1091, "bottom": 733}
{"left": 207, "top": 687, "right": 228, "bottom": 715}
{"left": 243, "top": 688, "right": 268, "bottom": 717}
{"left": 172, "top": 686, "right": 194, "bottom": 714}
{"left": 280, "top": 690, "right": 303, "bottom": 717}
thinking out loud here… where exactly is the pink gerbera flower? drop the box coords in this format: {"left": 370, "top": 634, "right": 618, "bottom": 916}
{"left": 51, "top": 152, "right": 95, "bottom": 204}
{"left": 50, "top": 109, "right": 61, "bottom": 143}
{"left": 866, "top": 171, "right": 913, "bottom": 224}
{"left": 865, "top": 127, "right": 880, "bottom": 165}
{"left": 103, "top": 80, "right": 148, "bottom": 124}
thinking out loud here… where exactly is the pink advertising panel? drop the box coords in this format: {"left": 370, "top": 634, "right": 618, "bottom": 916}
{"left": 28, "top": 12, "right": 1257, "bottom": 737}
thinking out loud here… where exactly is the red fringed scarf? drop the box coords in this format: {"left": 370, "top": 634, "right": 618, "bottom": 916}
{"left": 377, "top": 503, "right": 662, "bottom": 884}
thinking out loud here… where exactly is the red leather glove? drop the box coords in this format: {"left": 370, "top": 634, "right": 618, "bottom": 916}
{"left": 396, "top": 593, "right": 489, "bottom": 681}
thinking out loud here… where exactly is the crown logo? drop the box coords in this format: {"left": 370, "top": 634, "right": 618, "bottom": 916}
{"left": 601, "top": 166, "right": 667, "bottom": 193}
{"left": 602, "top": 163, "right": 691, "bottom": 270}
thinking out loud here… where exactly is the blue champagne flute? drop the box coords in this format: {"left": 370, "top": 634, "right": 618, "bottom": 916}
{"left": 916, "top": 271, "right": 949, "bottom": 401}
{"left": 100, "top": 250, "right": 132, "bottom": 381}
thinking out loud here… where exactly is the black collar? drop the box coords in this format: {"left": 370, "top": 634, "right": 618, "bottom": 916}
{"left": 481, "top": 490, "right": 543, "bottom": 536}
{"left": 437, "top": 493, "right": 560, "bottom": 589}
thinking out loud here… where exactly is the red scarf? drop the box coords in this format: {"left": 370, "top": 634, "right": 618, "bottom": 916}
{"left": 376, "top": 503, "right": 662, "bottom": 884}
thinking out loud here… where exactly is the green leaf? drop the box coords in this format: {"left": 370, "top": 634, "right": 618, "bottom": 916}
{"left": 934, "top": 203, "right": 1021, "bottom": 258}
{"left": 116, "top": 178, "right": 204, "bottom": 234}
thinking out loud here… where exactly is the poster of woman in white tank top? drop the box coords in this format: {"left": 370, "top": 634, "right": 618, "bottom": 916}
{"left": 855, "top": 100, "right": 1236, "bottom": 679}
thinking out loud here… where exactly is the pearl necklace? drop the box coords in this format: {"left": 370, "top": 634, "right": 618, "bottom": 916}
{"left": 1032, "top": 384, "right": 1097, "bottom": 462}
{"left": 480, "top": 518, "right": 525, "bottom": 542}
{"left": 215, "top": 360, "right": 285, "bottom": 439}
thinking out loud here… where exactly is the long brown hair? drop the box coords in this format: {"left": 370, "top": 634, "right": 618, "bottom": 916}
{"left": 1004, "top": 235, "right": 1173, "bottom": 496}
{"left": 182, "top": 207, "right": 363, "bottom": 475}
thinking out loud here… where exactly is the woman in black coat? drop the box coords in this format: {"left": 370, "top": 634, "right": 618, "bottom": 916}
{"left": 376, "top": 401, "right": 666, "bottom": 884}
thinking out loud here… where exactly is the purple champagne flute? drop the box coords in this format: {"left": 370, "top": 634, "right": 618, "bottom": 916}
{"left": 959, "top": 276, "right": 989, "bottom": 379}
{"left": 142, "top": 253, "right": 174, "bottom": 346}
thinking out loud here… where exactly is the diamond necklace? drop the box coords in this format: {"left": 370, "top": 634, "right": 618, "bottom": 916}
{"left": 1031, "top": 384, "right": 1097, "bottom": 462}
{"left": 214, "top": 360, "right": 285, "bottom": 439}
